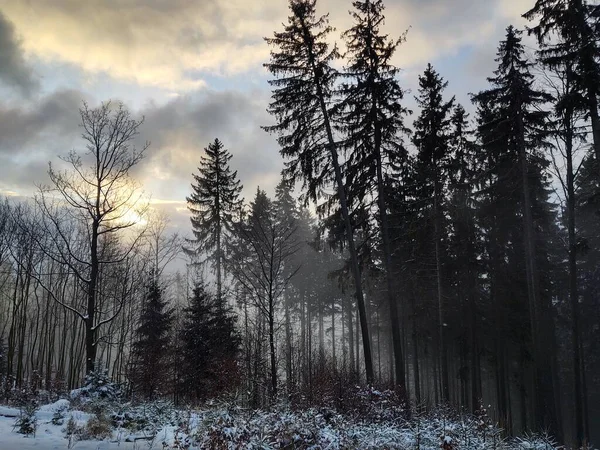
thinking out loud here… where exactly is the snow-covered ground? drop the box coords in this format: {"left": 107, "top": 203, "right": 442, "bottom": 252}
{"left": 0, "top": 401, "right": 181, "bottom": 449}
{"left": 0, "top": 397, "right": 566, "bottom": 449}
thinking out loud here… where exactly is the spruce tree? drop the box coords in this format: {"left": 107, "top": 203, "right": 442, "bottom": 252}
{"left": 338, "top": 0, "right": 410, "bottom": 391}
{"left": 524, "top": 2, "right": 599, "bottom": 443}
{"left": 446, "top": 104, "right": 482, "bottom": 412}
{"left": 178, "top": 281, "right": 240, "bottom": 403}
{"left": 185, "top": 138, "right": 243, "bottom": 302}
{"left": 573, "top": 154, "right": 598, "bottom": 444}
{"left": 130, "top": 275, "right": 173, "bottom": 400}
{"left": 264, "top": 0, "right": 374, "bottom": 383}
{"left": 472, "top": 26, "right": 559, "bottom": 435}
{"left": 412, "top": 64, "right": 455, "bottom": 403}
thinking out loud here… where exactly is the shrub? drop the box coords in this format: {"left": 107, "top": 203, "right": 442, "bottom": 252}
{"left": 14, "top": 401, "right": 38, "bottom": 436}
{"left": 85, "top": 413, "right": 113, "bottom": 440}
{"left": 51, "top": 401, "right": 70, "bottom": 425}
{"left": 111, "top": 400, "right": 176, "bottom": 433}
{"left": 71, "top": 366, "right": 122, "bottom": 404}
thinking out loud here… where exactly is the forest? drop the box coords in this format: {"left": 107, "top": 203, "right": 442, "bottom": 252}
{"left": 0, "top": 0, "right": 598, "bottom": 448}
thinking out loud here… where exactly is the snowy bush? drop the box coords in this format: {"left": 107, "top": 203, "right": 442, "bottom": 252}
{"left": 110, "top": 399, "right": 177, "bottom": 433}
{"left": 513, "top": 433, "right": 559, "bottom": 449}
{"left": 347, "top": 385, "right": 408, "bottom": 423}
{"left": 0, "top": 393, "right": 575, "bottom": 449}
{"left": 51, "top": 402, "right": 69, "bottom": 425}
{"left": 71, "top": 366, "right": 122, "bottom": 405}
{"left": 13, "top": 401, "right": 38, "bottom": 436}
{"left": 189, "top": 402, "right": 560, "bottom": 449}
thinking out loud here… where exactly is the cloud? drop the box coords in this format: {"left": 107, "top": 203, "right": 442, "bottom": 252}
{"left": 1, "top": 0, "right": 286, "bottom": 93}
{"left": 0, "top": 89, "right": 83, "bottom": 153}
{"left": 0, "top": 0, "right": 537, "bottom": 210}
{"left": 0, "top": 11, "right": 38, "bottom": 96}
{"left": 0, "top": 87, "right": 282, "bottom": 211}
{"left": 0, "top": 0, "right": 532, "bottom": 94}
{"left": 134, "top": 89, "right": 282, "bottom": 202}
{"left": 0, "top": 89, "right": 87, "bottom": 193}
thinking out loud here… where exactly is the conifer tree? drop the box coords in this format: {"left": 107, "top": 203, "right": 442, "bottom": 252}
{"left": 472, "top": 26, "right": 558, "bottom": 435}
{"left": 185, "top": 138, "right": 243, "bottom": 302}
{"left": 178, "top": 281, "right": 240, "bottom": 403}
{"left": 412, "top": 64, "right": 455, "bottom": 403}
{"left": 130, "top": 274, "right": 173, "bottom": 400}
{"left": 524, "top": 2, "right": 599, "bottom": 443}
{"left": 544, "top": 58, "right": 590, "bottom": 445}
{"left": 338, "top": 0, "right": 410, "bottom": 390}
{"left": 264, "top": 0, "right": 374, "bottom": 383}
{"left": 573, "top": 153, "right": 598, "bottom": 443}
{"left": 446, "top": 104, "right": 482, "bottom": 412}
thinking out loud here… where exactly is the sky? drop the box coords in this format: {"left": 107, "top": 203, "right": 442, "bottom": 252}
{"left": 0, "top": 0, "right": 533, "bottom": 239}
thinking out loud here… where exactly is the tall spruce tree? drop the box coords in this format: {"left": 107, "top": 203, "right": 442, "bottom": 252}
{"left": 264, "top": 0, "right": 374, "bottom": 383}
{"left": 472, "top": 26, "right": 559, "bottom": 436}
{"left": 524, "top": 2, "right": 599, "bottom": 443}
{"left": 412, "top": 64, "right": 455, "bottom": 403}
{"left": 545, "top": 58, "right": 590, "bottom": 444}
{"left": 185, "top": 138, "right": 243, "bottom": 302}
{"left": 446, "top": 104, "right": 482, "bottom": 412}
{"left": 130, "top": 274, "right": 173, "bottom": 400}
{"left": 574, "top": 153, "right": 598, "bottom": 444}
{"left": 338, "top": 0, "right": 410, "bottom": 391}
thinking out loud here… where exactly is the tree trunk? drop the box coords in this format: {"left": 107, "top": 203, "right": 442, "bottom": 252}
{"left": 565, "top": 104, "right": 585, "bottom": 447}
{"left": 269, "top": 290, "right": 277, "bottom": 401}
{"left": 587, "top": 86, "right": 600, "bottom": 163}
{"left": 412, "top": 297, "right": 421, "bottom": 406}
{"left": 86, "top": 220, "right": 99, "bottom": 375}
{"left": 284, "top": 293, "right": 293, "bottom": 394}
{"left": 331, "top": 295, "right": 336, "bottom": 369}
{"left": 346, "top": 295, "right": 355, "bottom": 378}
{"left": 216, "top": 218, "right": 222, "bottom": 304}
{"left": 433, "top": 184, "right": 449, "bottom": 403}
{"left": 299, "top": 19, "right": 374, "bottom": 383}
{"left": 374, "top": 123, "right": 406, "bottom": 392}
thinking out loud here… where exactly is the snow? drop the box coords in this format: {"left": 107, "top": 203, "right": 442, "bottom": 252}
{"left": 0, "top": 401, "right": 158, "bottom": 449}
{"left": 0, "top": 399, "right": 569, "bottom": 449}
{"left": 0, "top": 406, "right": 132, "bottom": 449}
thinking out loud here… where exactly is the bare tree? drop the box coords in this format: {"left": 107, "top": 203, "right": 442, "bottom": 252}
{"left": 228, "top": 189, "right": 300, "bottom": 400}
{"left": 36, "top": 101, "right": 149, "bottom": 375}
{"left": 144, "top": 209, "right": 182, "bottom": 280}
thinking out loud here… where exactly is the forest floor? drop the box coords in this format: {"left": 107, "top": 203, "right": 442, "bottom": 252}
{"left": 0, "top": 395, "right": 565, "bottom": 450}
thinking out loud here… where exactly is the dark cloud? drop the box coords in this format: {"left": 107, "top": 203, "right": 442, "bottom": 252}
{"left": 0, "top": 89, "right": 83, "bottom": 154}
{"left": 0, "top": 89, "right": 87, "bottom": 192}
{"left": 0, "top": 11, "right": 38, "bottom": 96}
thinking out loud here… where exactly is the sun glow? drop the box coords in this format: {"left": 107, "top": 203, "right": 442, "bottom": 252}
{"left": 106, "top": 187, "right": 150, "bottom": 229}
{"left": 117, "top": 207, "right": 148, "bottom": 227}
